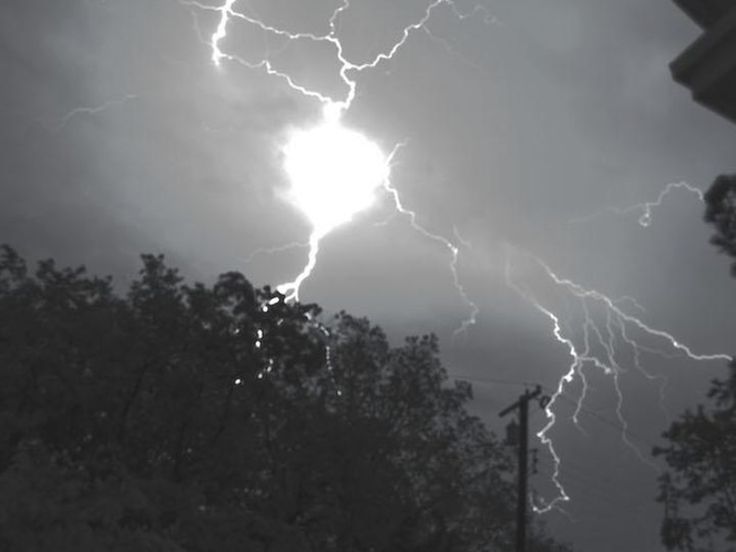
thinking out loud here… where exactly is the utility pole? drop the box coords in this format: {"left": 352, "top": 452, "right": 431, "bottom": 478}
{"left": 499, "top": 385, "right": 542, "bottom": 552}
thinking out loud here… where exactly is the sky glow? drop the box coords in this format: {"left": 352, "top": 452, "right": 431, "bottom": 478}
{"left": 282, "top": 107, "right": 389, "bottom": 238}
{"left": 7, "top": 0, "right": 736, "bottom": 549}
{"left": 276, "top": 105, "right": 391, "bottom": 301}
{"left": 193, "top": 0, "right": 731, "bottom": 512}
{"left": 194, "top": 0, "right": 479, "bottom": 311}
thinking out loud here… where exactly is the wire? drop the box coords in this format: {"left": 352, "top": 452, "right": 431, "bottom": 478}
{"left": 448, "top": 373, "right": 537, "bottom": 388}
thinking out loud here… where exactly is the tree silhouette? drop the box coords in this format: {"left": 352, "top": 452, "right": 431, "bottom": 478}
{"left": 653, "top": 367, "right": 736, "bottom": 551}
{"left": 704, "top": 174, "right": 736, "bottom": 275}
{"left": 652, "top": 174, "right": 736, "bottom": 551}
{"left": 0, "top": 245, "right": 570, "bottom": 552}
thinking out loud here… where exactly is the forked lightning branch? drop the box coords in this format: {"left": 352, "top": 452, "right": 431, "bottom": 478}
{"left": 183, "top": 0, "right": 479, "bottom": 332}
{"left": 182, "top": 0, "right": 732, "bottom": 514}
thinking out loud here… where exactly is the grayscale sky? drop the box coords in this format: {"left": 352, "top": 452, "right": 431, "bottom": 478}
{"left": 2, "top": 1, "right": 736, "bottom": 550}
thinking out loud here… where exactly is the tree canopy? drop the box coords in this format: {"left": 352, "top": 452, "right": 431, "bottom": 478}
{"left": 653, "top": 364, "right": 736, "bottom": 551}
{"left": 0, "top": 245, "right": 567, "bottom": 552}
{"left": 704, "top": 174, "right": 736, "bottom": 275}
{"left": 652, "top": 174, "right": 736, "bottom": 551}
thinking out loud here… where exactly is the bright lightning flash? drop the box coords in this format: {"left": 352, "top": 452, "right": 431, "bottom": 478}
{"left": 184, "top": 0, "right": 482, "bottom": 332}
{"left": 182, "top": 0, "right": 728, "bottom": 519}
{"left": 277, "top": 106, "right": 390, "bottom": 301}
{"left": 505, "top": 246, "right": 732, "bottom": 513}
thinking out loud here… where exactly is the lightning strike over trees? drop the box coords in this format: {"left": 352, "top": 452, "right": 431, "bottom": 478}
{"left": 180, "top": 0, "right": 735, "bottom": 515}
{"left": 0, "top": 246, "right": 573, "bottom": 552}
{"left": 277, "top": 112, "right": 390, "bottom": 301}
{"left": 4, "top": 0, "right": 736, "bottom": 550}
{"left": 183, "top": 0, "right": 480, "bottom": 332}
{"left": 504, "top": 245, "right": 732, "bottom": 512}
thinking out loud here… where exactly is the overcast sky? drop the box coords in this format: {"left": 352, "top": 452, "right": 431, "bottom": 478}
{"left": 2, "top": 0, "right": 736, "bottom": 550}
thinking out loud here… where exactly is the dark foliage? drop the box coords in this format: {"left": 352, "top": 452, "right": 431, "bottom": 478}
{"left": 0, "top": 246, "right": 569, "bottom": 552}
{"left": 704, "top": 174, "right": 736, "bottom": 275}
{"left": 651, "top": 177, "right": 736, "bottom": 551}
{"left": 653, "top": 362, "right": 736, "bottom": 552}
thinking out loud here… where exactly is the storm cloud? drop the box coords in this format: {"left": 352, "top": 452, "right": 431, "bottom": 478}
{"left": 2, "top": 1, "right": 735, "bottom": 549}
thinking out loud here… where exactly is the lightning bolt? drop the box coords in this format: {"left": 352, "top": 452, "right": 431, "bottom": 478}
{"left": 186, "top": 0, "right": 453, "bottom": 109}
{"left": 420, "top": 4, "right": 498, "bottom": 71}
{"left": 180, "top": 1, "right": 732, "bottom": 521}
{"left": 276, "top": 230, "right": 326, "bottom": 303}
{"left": 183, "top": 0, "right": 486, "bottom": 334}
{"left": 45, "top": 94, "right": 138, "bottom": 131}
{"left": 241, "top": 241, "right": 309, "bottom": 265}
{"left": 504, "top": 245, "right": 732, "bottom": 513}
{"left": 504, "top": 256, "right": 572, "bottom": 513}
{"left": 569, "top": 181, "right": 704, "bottom": 227}
{"left": 537, "top": 257, "right": 729, "bottom": 363}
{"left": 613, "top": 295, "right": 647, "bottom": 314}
{"left": 383, "top": 144, "right": 479, "bottom": 337}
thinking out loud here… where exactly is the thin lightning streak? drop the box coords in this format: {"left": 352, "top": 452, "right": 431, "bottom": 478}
{"left": 182, "top": 1, "right": 724, "bottom": 517}
{"left": 186, "top": 0, "right": 496, "bottom": 113}
{"left": 444, "top": 1, "right": 498, "bottom": 24}
{"left": 47, "top": 94, "right": 138, "bottom": 131}
{"left": 277, "top": 231, "right": 324, "bottom": 303}
{"left": 185, "top": 2, "right": 725, "bottom": 517}
{"left": 569, "top": 181, "right": 704, "bottom": 227}
{"left": 384, "top": 145, "right": 479, "bottom": 337}
{"left": 615, "top": 315, "right": 672, "bottom": 423}
{"left": 210, "top": 0, "right": 237, "bottom": 66}
{"left": 328, "top": 0, "right": 350, "bottom": 36}
{"left": 536, "top": 257, "right": 731, "bottom": 363}
{"left": 183, "top": 0, "right": 335, "bottom": 102}
{"left": 598, "top": 309, "right": 652, "bottom": 466}
{"left": 453, "top": 225, "right": 473, "bottom": 250}
{"left": 241, "top": 241, "right": 309, "bottom": 264}
{"left": 420, "top": 16, "right": 495, "bottom": 73}
{"left": 185, "top": 0, "right": 456, "bottom": 111}
{"left": 571, "top": 362, "right": 589, "bottom": 430}
{"left": 613, "top": 295, "right": 647, "bottom": 315}
{"left": 505, "top": 246, "right": 732, "bottom": 511}
{"left": 636, "top": 182, "right": 704, "bottom": 227}
{"left": 504, "top": 255, "right": 571, "bottom": 514}
{"left": 184, "top": 0, "right": 484, "bottom": 333}
{"left": 609, "top": 360, "right": 659, "bottom": 470}
{"left": 371, "top": 212, "right": 400, "bottom": 227}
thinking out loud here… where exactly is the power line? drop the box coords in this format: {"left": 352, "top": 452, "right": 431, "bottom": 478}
{"left": 500, "top": 385, "right": 543, "bottom": 552}
{"left": 449, "top": 373, "right": 537, "bottom": 388}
